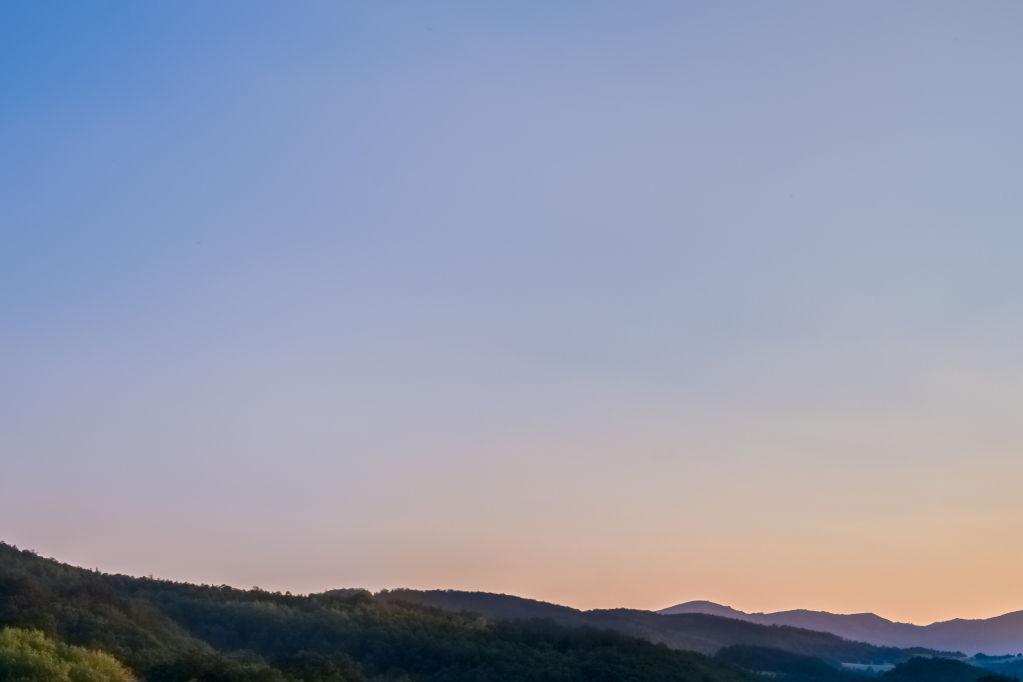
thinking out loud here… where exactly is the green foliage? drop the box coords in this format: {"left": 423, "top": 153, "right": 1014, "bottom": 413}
{"left": 0, "top": 543, "right": 748, "bottom": 682}
{"left": 0, "top": 626, "right": 135, "bottom": 682}
{"left": 2, "top": 543, "right": 986, "bottom": 682}
{"left": 145, "top": 650, "right": 289, "bottom": 682}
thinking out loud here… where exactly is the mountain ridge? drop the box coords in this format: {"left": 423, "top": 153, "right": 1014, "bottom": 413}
{"left": 659, "top": 601, "right": 1023, "bottom": 655}
{"left": 5, "top": 541, "right": 1016, "bottom": 682}
{"left": 372, "top": 589, "right": 961, "bottom": 664}
{"left": 1, "top": 542, "right": 753, "bottom": 682}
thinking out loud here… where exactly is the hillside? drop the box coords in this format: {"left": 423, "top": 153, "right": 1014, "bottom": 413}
{"left": 373, "top": 589, "right": 959, "bottom": 664}
{"left": 661, "top": 601, "right": 1023, "bottom": 656}
{"left": 0, "top": 542, "right": 752, "bottom": 682}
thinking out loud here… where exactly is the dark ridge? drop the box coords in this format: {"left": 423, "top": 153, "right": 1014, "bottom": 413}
{"left": 883, "top": 657, "right": 1014, "bottom": 682}
{"left": 378, "top": 588, "right": 961, "bottom": 664}
{"left": 714, "top": 644, "right": 856, "bottom": 680}
{"left": 0, "top": 542, "right": 748, "bottom": 682}
{"left": 662, "top": 601, "right": 1023, "bottom": 656}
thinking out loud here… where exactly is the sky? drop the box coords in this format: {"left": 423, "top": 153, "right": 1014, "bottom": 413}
{"left": 2, "top": 1, "right": 1023, "bottom": 626}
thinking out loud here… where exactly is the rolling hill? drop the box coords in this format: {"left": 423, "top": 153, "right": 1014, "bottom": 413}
{"left": 371, "top": 589, "right": 960, "bottom": 664}
{"left": 660, "top": 601, "right": 1023, "bottom": 656}
{"left": 0, "top": 541, "right": 749, "bottom": 682}
{"left": 0, "top": 541, "right": 990, "bottom": 682}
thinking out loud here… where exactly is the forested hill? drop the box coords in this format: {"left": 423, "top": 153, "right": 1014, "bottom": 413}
{"left": 0, "top": 542, "right": 975, "bottom": 682}
{"left": 0, "top": 542, "right": 750, "bottom": 682}
{"left": 372, "top": 589, "right": 961, "bottom": 665}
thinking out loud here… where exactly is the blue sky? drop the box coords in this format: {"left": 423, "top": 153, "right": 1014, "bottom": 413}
{"left": 3, "top": 2, "right": 1023, "bottom": 623}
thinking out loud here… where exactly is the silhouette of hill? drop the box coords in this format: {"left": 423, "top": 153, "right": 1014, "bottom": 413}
{"left": 0, "top": 542, "right": 750, "bottom": 682}
{"left": 0, "top": 541, "right": 985, "bottom": 682}
{"left": 661, "top": 601, "right": 1023, "bottom": 655}
{"left": 372, "top": 589, "right": 958, "bottom": 665}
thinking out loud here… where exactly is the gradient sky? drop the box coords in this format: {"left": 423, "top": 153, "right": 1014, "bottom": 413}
{"left": 3, "top": 2, "right": 1023, "bottom": 626}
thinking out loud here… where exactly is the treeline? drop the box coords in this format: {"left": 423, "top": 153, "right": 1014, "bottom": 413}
{"left": 0, "top": 626, "right": 135, "bottom": 682}
{"left": 1, "top": 543, "right": 1004, "bottom": 682}
{"left": 0, "top": 543, "right": 749, "bottom": 682}
{"left": 377, "top": 589, "right": 963, "bottom": 665}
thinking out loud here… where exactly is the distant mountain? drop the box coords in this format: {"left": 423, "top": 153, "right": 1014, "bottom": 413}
{"left": 660, "top": 601, "right": 1023, "bottom": 656}
{"left": 3, "top": 541, "right": 1011, "bottom": 682}
{"left": 374, "top": 589, "right": 958, "bottom": 664}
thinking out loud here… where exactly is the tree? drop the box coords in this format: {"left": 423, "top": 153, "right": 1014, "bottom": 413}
{"left": 0, "top": 627, "right": 135, "bottom": 682}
